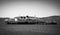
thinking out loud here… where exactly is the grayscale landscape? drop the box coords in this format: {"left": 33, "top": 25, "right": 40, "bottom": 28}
{"left": 0, "top": 0, "right": 60, "bottom": 35}
{"left": 0, "top": 16, "right": 60, "bottom": 35}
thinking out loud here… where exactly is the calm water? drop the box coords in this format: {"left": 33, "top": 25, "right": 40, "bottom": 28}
{"left": 0, "top": 24, "right": 60, "bottom": 35}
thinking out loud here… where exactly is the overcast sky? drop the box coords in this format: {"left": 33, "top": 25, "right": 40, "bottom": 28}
{"left": 0, "top": 0, "right": 60, "bottom": 18}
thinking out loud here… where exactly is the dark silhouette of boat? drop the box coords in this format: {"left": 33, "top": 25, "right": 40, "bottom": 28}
{"left": 4, "top": 16, "right": 57, "bottom": 25}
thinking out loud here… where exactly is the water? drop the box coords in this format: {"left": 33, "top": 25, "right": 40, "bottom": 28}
{"left": 0, "top": 24, "right": 60, "bottom": 35}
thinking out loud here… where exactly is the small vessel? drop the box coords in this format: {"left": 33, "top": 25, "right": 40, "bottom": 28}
{"left": 4, "top": 16, "right": 57, "bottom": 25}
{"left": 4, "top": 16, "right": 39, "bottom": 25}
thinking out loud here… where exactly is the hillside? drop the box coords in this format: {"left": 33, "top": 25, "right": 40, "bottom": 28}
{"left": 0, "top": 18, "right": 9, "bottom": 25}
{"left": 39, "top": 16, "right": 60, "bottom": 25}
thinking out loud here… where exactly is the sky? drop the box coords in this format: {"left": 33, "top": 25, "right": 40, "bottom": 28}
{"left": 0, "top": 0, "right": 60, "bottom": 18}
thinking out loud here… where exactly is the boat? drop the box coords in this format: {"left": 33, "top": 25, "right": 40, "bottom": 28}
{"left": 4, "top": 16, "right": 57, "bottom": 25}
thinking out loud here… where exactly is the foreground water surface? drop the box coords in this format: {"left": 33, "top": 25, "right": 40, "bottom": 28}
{"left": 0, "top": 24, "right": 60, "bottom": 35}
